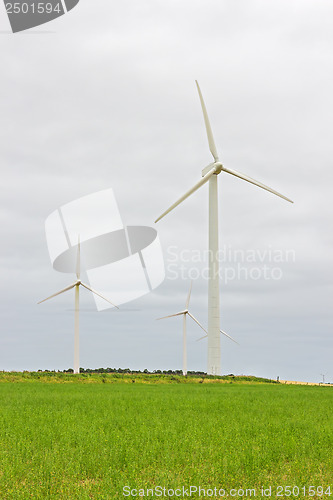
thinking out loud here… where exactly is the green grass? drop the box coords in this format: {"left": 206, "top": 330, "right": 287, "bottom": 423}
{"left": 0, "top": 379, "right": 332, "bottom": 499}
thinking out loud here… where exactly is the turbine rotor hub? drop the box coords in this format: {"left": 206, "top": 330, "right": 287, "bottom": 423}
{"left": 202, "top": 161, "right": 223, "bottom": 177}
{"left": 214, "top": 162, "right": 223, "bottom": 174}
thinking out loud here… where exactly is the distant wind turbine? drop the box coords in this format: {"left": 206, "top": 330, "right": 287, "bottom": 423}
{"left": 38, "top": 238, "right": 118, "bottom": 374}
{"left": 157, "top": 281, "right": 237, "bottom": 376}
{"left": 155, "top": 81, "right": 293, "bottom": 376}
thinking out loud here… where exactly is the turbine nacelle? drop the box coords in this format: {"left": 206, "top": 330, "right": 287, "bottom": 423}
{"left": 202, "top": 162, "right": 223, "bottom": 177}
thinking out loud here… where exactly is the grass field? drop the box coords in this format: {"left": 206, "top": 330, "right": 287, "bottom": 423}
{"left": 0, "top": 374, "right": 332, "bottom": 499}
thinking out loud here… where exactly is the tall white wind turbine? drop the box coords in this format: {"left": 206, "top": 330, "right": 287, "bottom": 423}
{"left": 155, "top": 81, "right": 293, "bottom": 376}
{"left": 38, "top": 238, "right": 118, "bottom": 374}
{"left": 157, "top": 282, "right": 238, "bottom": 376}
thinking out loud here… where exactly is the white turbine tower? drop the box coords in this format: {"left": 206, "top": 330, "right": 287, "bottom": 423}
{"left": 155, "top": 81, "right": 293, "bottom": 376}
{"left": 38, "top": 238, "right": 118, "bottom": 374}
{"left": 157, "top": 282, "right": 238, "bottom": 376}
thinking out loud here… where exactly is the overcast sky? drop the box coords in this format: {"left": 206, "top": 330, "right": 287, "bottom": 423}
{"left": 0, "top": 0, "right": 332, "bottom": 382}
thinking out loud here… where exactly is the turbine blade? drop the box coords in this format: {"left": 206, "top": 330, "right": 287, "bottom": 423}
{"left": 185, "top": 281, "right": 193, "bottom": 309}
{"left": 188, "top": 312, "right": 208, "bottom": 334}
{"left": 80, "top": 282, "right": 119, "bottom": 309}
{"left": 196, "top": 329, "right": 239, "bottom": 345}
{"left": 195, "top": 81, "right": 219, "bottom": 162}
{"left": 76, "top": 235, "right": 80, "bottom": 280}
{"left": 155, "top": 167, "right": 216, "bottom": 223}
{"left": 157, "top": 311, "right": 186, "bottom": 320}
{"left": 222, "top": 166, "right": 293, "bottom": 203}
{"left": 220, "top": 329, "right": 239, "bottom": 345}
{"left": 38, "top": 283, "right": 77, "bottom": 304}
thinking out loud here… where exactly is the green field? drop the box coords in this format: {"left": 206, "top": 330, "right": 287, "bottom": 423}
{"left": 0, "top": 375, "right": 332, "bottom": 499}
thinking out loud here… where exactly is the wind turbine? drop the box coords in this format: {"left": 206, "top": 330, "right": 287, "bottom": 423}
{"left": 155, "top": 81, "right": 293, "bottom": 376}
{"left": 157, "top": 282, "right": 237, "bottom": 376}
{"left": 38, "top": 238, "right": 118, "bottom": 374}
